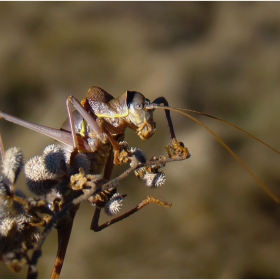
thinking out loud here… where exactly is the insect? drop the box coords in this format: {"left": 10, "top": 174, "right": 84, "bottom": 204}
{"left": 0, "top": 86, "right": 279, "bottom": 278}
{"left": 0, "top": 86, "right": 189, "bottom": 278}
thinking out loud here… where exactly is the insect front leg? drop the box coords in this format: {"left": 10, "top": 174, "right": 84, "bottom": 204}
{"left": 147, "top": 97, "right": 190, "bottom": 160}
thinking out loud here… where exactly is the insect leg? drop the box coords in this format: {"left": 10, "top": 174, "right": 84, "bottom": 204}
{"left": 50, "top": 205, "right": 80, "bottom": 279}
{"left": 151, "top": 97, "right": 176, "bottom": 139}
{"left": 91, "top": 196, "right": 172, "bottom": 232}
{"left": 103, "top": 146, "right": 115, "bottom": 180}
{"left": 67, "top": 96, "right": 106, "bottom": 143}
{"left": 66, "top": 97, "right": 79, "bottom": 150}
{"left": 0, "top": 110, "right": 75, "bottom": 148}
{"left": 90, "top": 207, "right": 102, "bottom": 230}
{"left": 67, "top": 96, "right": 121, "bottom": 164}
{"left": 89, "top": 145, "right": 115, "bottom": 230}
{"left": 149, "top": 97, "right": 190, "bottom": 159}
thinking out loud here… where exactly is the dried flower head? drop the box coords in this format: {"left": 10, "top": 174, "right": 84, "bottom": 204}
{"left": 135, "top": 167, "right": 166, "bottom": 188}
{"left": 1, "top": 147, "right": 23, "bottom": 186}
{"left": 25, "top": 155, "right": 60, "bottom": 196}
{"left": 0, "top": 182, "right": 42, "bottom": 273}
{"left": 42, "top": 144, "right": 67, "bottom": 175}
{"left": 0, "top": 208, "right": 41, "bottom": 272}
{"left": 144, "top": 172, "right": 166, "bottom": 188}
{"left": 0, "top": 176, "right": 9, "bottom": 197}
{"left": 0, "top": 216, "right": 16, "bottom": 240}
{"left": 129, "top": 147, "right": 146, "bottom": 164}
{"left": 104, "top": 193, "right": 125, "bottom": 216}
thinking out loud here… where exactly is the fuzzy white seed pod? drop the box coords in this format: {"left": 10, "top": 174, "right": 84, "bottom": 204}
{"left": 25, "top": 156, "right": 59, "bottom": 196}
{"left": 144, "top": 172, "right": 166, "bottom": 188}
{"left": 0, "top": 216, "right": 16, "bottom": 237}
{"left": 0, "top": 214, "right": 40, "bottom": 258}
{"left": 0, "top": 216, "right": 16, "bottom": 255}
{"left": 129, "top": 147, "right": 146, "bottom": 164}
{"left": 0, "top": 176, "right": 9, "bottom": 197}
{"left": 104, "top": 193, "right": 124, "bottom": 216}
{"left": 2, "top": 147, "right": 24, "bottom": 185}
{"left": 42, "top": 144, "right": 67, "bottom": 175}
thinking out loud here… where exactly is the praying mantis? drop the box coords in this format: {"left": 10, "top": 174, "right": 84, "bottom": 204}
{"left": 0, "top": 86, "right": 279, "bottom": 278}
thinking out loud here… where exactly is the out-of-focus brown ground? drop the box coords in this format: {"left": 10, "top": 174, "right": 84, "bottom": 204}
{"left": 1, "top": 2, "right": 280, "bottom": 278}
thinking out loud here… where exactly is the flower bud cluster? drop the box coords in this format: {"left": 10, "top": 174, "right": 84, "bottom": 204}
{"left": 0, "top": 139, "right": 173, "bottom": 276}
{"left": 24, "top": 144, "right": 91, "bottom": 198}
{"left": 134, "top": 166, "right": 166, "bottom": 188}
{"left": 0, "top": 144, "right": 92, "bottom": 272}
{"left": 0, "top": 148, "right": 40, "bottom": 272}
{"left": 104, "top": 193, "right": 125, "bottom": 216}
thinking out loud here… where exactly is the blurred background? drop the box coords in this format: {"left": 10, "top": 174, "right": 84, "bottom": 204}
{"left": 1, "top": 2, "right": 280, "bottom": 278}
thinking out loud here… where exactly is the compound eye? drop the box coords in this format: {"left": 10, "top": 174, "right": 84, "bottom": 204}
{"left": 134, "top": 102, "right": 143, "bottom": 110}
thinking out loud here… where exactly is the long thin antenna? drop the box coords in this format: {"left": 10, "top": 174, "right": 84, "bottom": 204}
{"left": 148, "top": 104, "right": 280, "bottom": 204}
{"left": 176, "top": 107, "right": 280, "bottom": 155}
